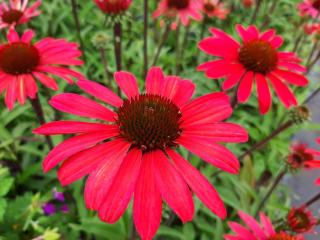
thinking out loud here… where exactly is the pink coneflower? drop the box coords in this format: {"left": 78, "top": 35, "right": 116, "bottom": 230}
{"left": 0, "top": 28, "right": 84, "bottom": 110}
{"left": 287, "top": 207, "right": 317, "bottom": 234}
{"left": 198, "top": 25, "right": 309, "bottom": 114}
{"left": 0, "top": 0, "right": 41, "bottom": 29}
{"left": 34, "top": 67, "right": 248, "bottom": 240}
{"left": 94, "top": 0, "right": 132, "bottom": 14}
{"left": 298, "top": 0, "right": 320, "bottom": 18}
{"left": 201, "top": 0, "right": 229, "bottom": 19}
{"left": 287, "top": 143, "right": 320, "bottom": 170}
{"left": 224, "top": 211, "right": 304, "bottom": 240}
{"left": 242, "top": 0, "right": 255, "bottom": 8}
{"left": 153, "top": 0, "right": 203, "bottom": 29}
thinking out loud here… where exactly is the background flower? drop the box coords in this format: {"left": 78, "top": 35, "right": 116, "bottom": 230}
{"left": 0, "top": 0, "right": 41, "bottom": 29}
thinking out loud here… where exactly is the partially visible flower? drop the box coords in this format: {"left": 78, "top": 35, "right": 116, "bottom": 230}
{"left": 153, "top": 0, "right": 203, "bottom": 29}
{"left": 242, "top": 0, "right": 255, "bottom": 8}
{"left": 42, "top": 189, "right": 69, "bottom": 216}
{"left": 34, "top": 67, "right": 248, "bottom": 240}
{"left": 0, "top": 0, "right": 41, "bottom": 29}
{"left": 298, "top": 0, "right": 320, "bottom": 18}
{"left": 224, "top": 211, "right": 304, "bottom": 240}
{"left": 42, "top": 202, "right": 56, "bottom": 216}
{"left": 287, "top": 207, "right": 317, "bottom": 233}
{"left": 201, "top": 0, "right": 229, "bottom": 19}
{"left": 0, "top": 28, "right": 84, "bottom": 110}
{"left": 287, "top": 141, "right": 320, "bottom": 171}
{"left": 307, "top": 138, "right": 320, "bottom": 185}
{"left": 198, "top": 25, "right": 309, "bottom": 114}
{"left": 94, "top": 0, "right": 132, "bottom": 15}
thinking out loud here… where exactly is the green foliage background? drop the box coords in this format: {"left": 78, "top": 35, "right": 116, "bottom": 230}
{"left": 0, "top": 0, "right": 319, "bottom": 239}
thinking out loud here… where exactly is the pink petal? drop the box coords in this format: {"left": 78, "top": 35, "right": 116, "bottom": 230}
{"left": 177, "top": 136, "right": 240, "bottom": 174}
{"left": 260, "top": 29, "right": 275, "bottom": 41}
{"left": 77, "top": 79, "right": 123, "bottom": 108}
{"left": 49, "top": 93, "right": 116, "bottom": 122}
{"left": 33, "top": 72, "right": 58, "bottom": 90}
{"left": 256, "top": 74, "right": 272, "bottom": 114}
{"left": 34, "top": 121, "right": 117, "bottom": 135}
{"left": 228, "top": 222, "right": 256, "bottom": 240}
{"left": 152, "top": 150, "right": 194, "bottom": 223}
{"left": 160, "top": 76, "right": 179, "bottom": 100}
{"left": 7, "top": 28, "right": 20, "bottom": 43}
{"left": 145, "top": 67, "right": 164, "bottom": 95}
{"left": 237, "top": 71, "right": 254, "bottom": 103}
{"left": 21, "top": 29, "right": 35, "bottom": 43}
{"left": 17, "top": 75, "right": 26, "bottom": 105}
{"left": 277, "top": 62, "right": 306, "bottom": 73}
{"left": 98, "top": 149, "right": 142, "bottom": 223}
{"left": 114, "top": 71, "right": 139, "bottom": 99}
{"left": 180, "top": 93, "right": 232, "bottom": 128}
{"left": 238, "top": 211, "right": 267, "bottom": 239}
{"left": 24, "top": 74, "right": 38, "bottom": 99}
{"left": 209, "top": 28, "right": 240, "bottom": 49}
{"left": 222, "top": 68, "right": 246, "bottom": 91}
{"left": 182, "top": 123, "right": 248, "bottom": 143}
{"left": 269, "top": 36, "right": 283, "bottom": 49}
{"left": 167, "top": 150, "right": 227, "bottom": 219}
{"left": 5, "top": 79, "right": 17, "bottom": 110}
{"left": 268, "top": 73, "right": 297, "bottom": 108}
{"left": 172, "top": 79, "right": 195, "bottom": 107}
{"left": 198, "top": 37, "right": 238, "bottom": 60}
{"left": 201, "top": 61, "right": 240, "bottom": 79}
{"left": 259, "top": 213, "right": 275, "bottom": 236}
{"left": 134, "top": 152, "right": 162, "bottom": 240}
{"left": 58, "top": 139, "right": 130, "bottom": 186}
{"left": 42, "top": 130, "right": 118, "bottom": 172}
{"left": 273, "top": 69, "right": 309, "bottom": 86}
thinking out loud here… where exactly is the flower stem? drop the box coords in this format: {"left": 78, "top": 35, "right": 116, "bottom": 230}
{"left": 178, "top": 25, "right": 190, "bottom": 73}
{"left": 250, "top": 0, "right": 263, "bottom": 24}
{"left": 152, "top": 22, "right": 170, "bottom": 66}
{"left": 254, "top": 167, "right": 287, "bottom": 218}
{"left": 99, "top": 47, "right": 112, "bottom": 87}
{"left": 304, "top": 192, "right": 320, "bottom": 207}
{"left": 306, "top": 39, "right": 320, "bottom": 67}
{"left": 29, "top": 96, "right": 54, "bottom": 149}
{"left": 175, "top": 23, "right": 181, "bottom": 75}
{"left": 130, "top": 223, "right": 137, "bottom": 240}
{"left": 303, "top": 84, "right": 320, "bottom": 104}
{"left": 143, "top": 0, "right": 148, "bottom": 78}
{"left": 70, "top": 0, "right": 87, "bottom": 63}
{"left": 113, "top": 21, "right": 122, "bottom": 95}
{"left": 239, "top": 121, "right": 293, "bottom": 161}
{"left": 260, "top": 0, "right": 278, "bottom": 29}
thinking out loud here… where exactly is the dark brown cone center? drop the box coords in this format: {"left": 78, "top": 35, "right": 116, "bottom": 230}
{"left": 117, "top": 94, "right": 182, "bottom": 152}
{"left": 239, "top": 40, "right": 278, "bottom": 75}
{"left": 312, "top": 0, "right": 320, "bottom": 10}
{"left": 0, "top": 43, "right": 40, "bottom": 75}
{"left": 2, "top": 9, "right": 23, "bottom": 24}
{"left": 168, "top": 0, "right": 190, "bottom": 10}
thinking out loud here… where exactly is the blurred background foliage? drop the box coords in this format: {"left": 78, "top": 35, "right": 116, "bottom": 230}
{"left": 0, "top": 0, "right": 320, "bottom": 239}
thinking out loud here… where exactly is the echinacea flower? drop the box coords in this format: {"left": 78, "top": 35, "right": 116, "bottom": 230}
{"left": 153, "top": 0, "right": 203, "bottom": 29}
{"left": 0, "top": 0, "right": 41, "bottom": 29}
{"left": 242, "top": 0, "right": 255, "bottom": 8}
{"left": 198, "top": 25, "right": 309, "bottom": 114}
{"left": 298, "top": 0, "right": 320, "bottom": 18}
{"left": 94, "top": 0, "right": 132, "bottom": 15}
{"left": 287, "top": 207, "right": 317, "bottom": 233}
{"left": 0, "top": 28, "right": 84, "bottom": 110}
{"left": 287, "top": 143, "right": 320, "bottom": 170}
{"left": 201, "top": 0, "right": 229, "bottom": 19}
{"left": 224, "top": 211, "right": 304, "bottom": 240}
{"left": 34, "top": 67, "right": 248, "bottom": 240}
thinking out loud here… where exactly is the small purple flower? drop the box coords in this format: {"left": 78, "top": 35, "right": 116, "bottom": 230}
{"left": 43, "top": 203, "right": 56, "bottom": 216}
{"left": 53, "top": 189, "right": 65, "bottom": 202}
{"left": 60, "top": 204, "right": 69, "bottom": 213}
